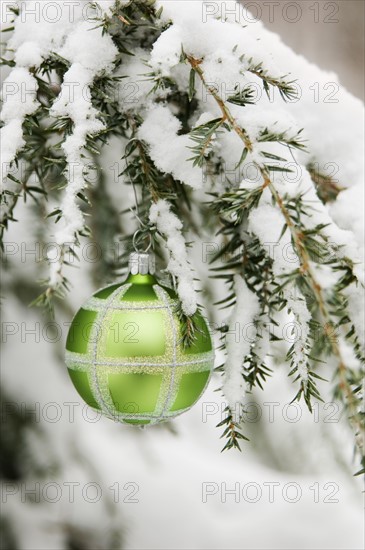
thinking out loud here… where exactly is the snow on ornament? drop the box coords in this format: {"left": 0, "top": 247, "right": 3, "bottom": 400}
{"left": 65, "top": 246, "right": 214, "bottom": 425}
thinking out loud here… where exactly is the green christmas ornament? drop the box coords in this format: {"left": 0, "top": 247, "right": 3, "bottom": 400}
{"left": 65, "top": 248, "right": 214, "bottom": 425}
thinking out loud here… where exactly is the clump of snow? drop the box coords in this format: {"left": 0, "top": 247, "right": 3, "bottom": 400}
{"left": 0, "top": 68, "right": 38, "bottom": 185}
{"left": 8, "top": 1, "right": 85, "bottom": 55}
{"left": 59, "top": 21, "right": 118, "bottom": 72}
{"left": 14, "top": 41, "right": 45, "bottom": 67}
{"left": 117, "top": 49, "right": 165, "bottom": 110}
{"left": 248, "top": 204, "right": 299, "bottom": 275}
{"left": 154, "top": 1, "right": 282, "bottom": 78}
{"left": 139, "top": 105, "right": 205, "bottom": 189}
{"left": 1, "top": 1, "right": 83, "bottom": 186}
{"left": 0, "top": 67, "right": 38, "bottom": 121}
{"left": 0, "top": 119, "right": 25, "bottom": 183}
{"left": 149, "top": 199, "right": 198, "bottom": 316}
{"left": 49, "top": 62, "right": 104, "bottom": 248}
{"left": 253, "top": 314, "right": 271, "bottom": 365}
{"left": 150, "top": 25, "right": 183, "bottom": 77}
{"left": 330, "top": 185, "right": 365, "bottom": 268}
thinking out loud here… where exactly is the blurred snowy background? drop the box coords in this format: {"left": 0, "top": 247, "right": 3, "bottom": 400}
{"left": 242, "top": 0, "right": 364, "bottom": 101}
{"left": 1, "top": 1, "right": 364, "bottom": 549}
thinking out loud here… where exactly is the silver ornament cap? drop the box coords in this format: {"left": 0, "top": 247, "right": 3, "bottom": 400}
{"left": 128, "top": 252, "right": 155, "bottom": 275}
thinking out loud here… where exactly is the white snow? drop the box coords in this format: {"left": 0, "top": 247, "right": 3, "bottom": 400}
{"left": 46, "top": 21, "right": 118, "bottom": 286}
{"left": 248, "top": 204, "right": 298, "bottom": 275}
{"left": 117, "top": 50, "right": 161, "bottom": 110}
{"left": 59, "top": 21, "right": 118, "bottom": 72}
{"left": 223, "top": 275, "right": 260, "bottom": 416}
{"left": 284, "top": 289, "right": 311, "bottom": 383}
{"left": 1, "top": 3, "right": 118, "bottom": 283}
{"left": 0, "top": 119, "right": 25, "bottom": 181}
{"left": 149, "top": 199, "right": 198, "bottom": 316}
{"left": 14, "top": 41, "right": 45, "bottom": 67}
{"left": 152, "top": 0, "right": 364, "bottom": 313}
{"left": 248, "top": 205, "right": 311, "bottom": 382}
{"left": 0, "top": 68, "right": 38, "bottom": 185}
{"left": 139, "top": 105, "right": 205, "bottom": 189}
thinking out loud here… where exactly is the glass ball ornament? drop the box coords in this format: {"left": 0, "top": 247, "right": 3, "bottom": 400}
{"left": 65, "top": 251, "right": 214, "bottom": 425}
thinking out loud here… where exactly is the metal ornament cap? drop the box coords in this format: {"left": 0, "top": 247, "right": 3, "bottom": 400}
{"left": 129, "top": 252, "right": 156, "bottom": 275}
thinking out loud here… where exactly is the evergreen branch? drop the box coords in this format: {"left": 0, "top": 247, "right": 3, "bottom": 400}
{"left": 247, "top": 61, "right": 298, "bottom": 101}
{"left": 226, "top": 85, "right": 256, "bottom": 107}
{"left": 217, "top": 406, "right": 249, "bottom": 452}
{"left": 1, "top": 190, "right": 21, "bottom": 247}
{"left": 123, "top": 116, "right": 175, "bottom": 203}
{"left": 266, "top": 179, "right": 363, "bottom": 456}
{"left": 187, "top": 54, "right": 364, "bottom": 461}
{"left": 257, "top": 127, "right": 306, "bottom": 151}
{"left": 243, "top": 353, "right": 273, "bottom": 391}
{"left": 175, "top": 303, "right": 202, "bottom": 349}
{"left": 0, "top": 167, "right": 44, "bottom": 247}
{"left": 209, "top": 187, "right": 263, "bottom": 225}
{"left": 30, "top": 280, "right": 67, "bottom": 319}
{"left": 188, "top": 118, "right": 225, "bottom": 167}
{"left": 186, "top": 56, "right": 253, "bottom": 152}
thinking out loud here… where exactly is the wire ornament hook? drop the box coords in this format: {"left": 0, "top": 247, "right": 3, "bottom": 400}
{"left": 132, "top": 230, "right": 152, "bottom": 254}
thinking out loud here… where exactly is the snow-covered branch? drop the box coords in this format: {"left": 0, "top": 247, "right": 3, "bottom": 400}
{"left": 149, "top": 199, "right": 198, "bottom": 316}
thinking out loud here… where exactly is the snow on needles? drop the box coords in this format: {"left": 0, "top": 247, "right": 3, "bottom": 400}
{"left": 249, "top": 204, "right": 311, "bottom": 383}
{"left": 223, "top": 275, "right": 260, "bottom": 416}
{"left": 48, "top": 23, "right": 118, "bottom": 286}
{"left": 160, "top": 0, "right": 364, "bottom": 351}
{"left": 1, "top": 3, "right": 118, "bottom": 286}
{"left": 139, "top": 105, "right": 205, "bottom": 190}
{"left": 149, "top": 200, "right": 198, "bottom": 316}
{"left": 0, "top": 68, "right": 38, "bottom": 187}
{"left": 0, "top": 0, "right": 86, "bottom": 186}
